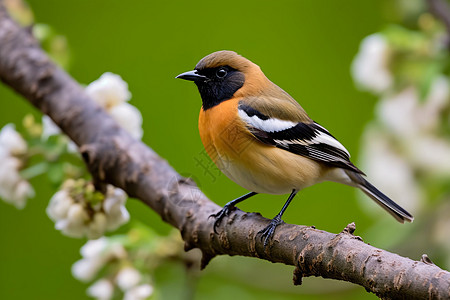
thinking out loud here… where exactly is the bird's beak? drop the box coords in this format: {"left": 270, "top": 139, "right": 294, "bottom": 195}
{"left": 176, "top": 70, "right": 207, "bottom": 82}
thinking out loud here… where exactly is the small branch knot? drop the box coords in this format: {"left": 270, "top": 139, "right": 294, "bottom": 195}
{"left": 342, "top": 222, "right": 356, "bottom": 235}
{"left": 292, "top": 266, "right": 303, "bottom": 286}
{"left": 420, "top": 254, "right": 435, "bottom": 265}
{"left": 200, "top": 250, "right": 215, "bottom": 270}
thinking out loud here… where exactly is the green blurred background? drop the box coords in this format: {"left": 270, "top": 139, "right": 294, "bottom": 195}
{"left": 0, "top": 1, "right": 414, "bottom": 299}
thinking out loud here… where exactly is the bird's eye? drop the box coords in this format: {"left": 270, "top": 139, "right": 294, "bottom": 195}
{"left": 216, "top": 68, "right": 227, "bottom": 78}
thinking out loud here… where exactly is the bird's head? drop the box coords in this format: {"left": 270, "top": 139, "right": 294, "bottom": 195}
{"left": 176, "top": 51, "right": 269, "bottom": 110}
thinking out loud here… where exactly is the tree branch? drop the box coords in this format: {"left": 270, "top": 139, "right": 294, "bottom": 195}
{"left": 0, "top": 4, "right": 449, "bottom": 299}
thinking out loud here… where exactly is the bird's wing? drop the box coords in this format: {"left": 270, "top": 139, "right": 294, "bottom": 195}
{"left": 238, "top": 102, "right": 364, "bottom": 174}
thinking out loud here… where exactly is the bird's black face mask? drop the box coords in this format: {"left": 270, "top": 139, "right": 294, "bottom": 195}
{"left": 177, "top": 66, "right": 245, "bottom": 110}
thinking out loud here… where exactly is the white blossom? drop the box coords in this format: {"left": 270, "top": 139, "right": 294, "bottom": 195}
{"left": 351, "top": 34, "right": 393, "bottom": 93}
{"left": 87, "top": 279, "right": 114, "bottom": 300}
{"left": 377, "top": 77, "right": 449, "bottom": 139}
{"left": 47, "top": 180, "right": 130, "bottom": 239}
{"left": 424, "top": 76, "right": 449, "bottom": 120}
{"left": 0, "top": 124, "right": 27, "bottom": 156}
{"left": 81, "top": 237, "right": 109, "bottom": 257}
{"left": 53, "top": 201, "right": 89, "bottom": 238}
{"left": 87, "top": 213, "right": 108, "bottom": 239}
{"left": 46, "top": 190, "right": 73, "bottom": 221}
{"left": 116, "top": 267, "right": 142, "bottom": 291}
{"left": 106, "top": 205, "right": 130, "bottom": 231}
{"left": 103, "top": 186, "right": 130, "bottom": 231}
{"left": 406, "top": 135, "right": 450, "bottom": 177}
{"left": 85, "top": 72, "right": 143, "bottom": 140}
{"left": 86, "top": 72, "right": 131, "bottom": 109}
{"left": 0, "top": 147, "right": 7, "bottom": 159}
{"left": 72, "top": 237, "right": 127, "bottom": 282}
{"left": 123, "top": 284, "right": 154, "bottom": 300}
{"left": 377, "top": 87, "right": 419, "bottom": 137}
{"left": 10, "top": 180, "right": 35, "bottom": 209}
{"left": 0, "top": 125, "right": 34, "bottom": 209}
{"left": 109, "top": 103, "right": 143, "bottom": 140}
{"left": 72, "top": 256, "right": 108, "bottom": 282}
{"left": 0, "top": 159, "right": 35, "bottom": 209}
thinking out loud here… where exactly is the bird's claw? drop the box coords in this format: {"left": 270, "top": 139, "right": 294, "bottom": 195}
{"left": 209, "top": 204, "right": 235, "bottom": 234}
{"left": 258, "top": 216, "right": 283, "bottom": 247}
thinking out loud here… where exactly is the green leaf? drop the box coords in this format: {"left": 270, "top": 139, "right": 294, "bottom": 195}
{"left": 19, "top": 162, "right": 49, "bottom": 180}
{"left": 418, "top": 61, "right": 441, "bottom": 102}
{"left": 47, "top": 162, "right": 65, "bottom": 184}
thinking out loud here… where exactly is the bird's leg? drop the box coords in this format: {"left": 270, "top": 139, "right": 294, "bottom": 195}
{"left": 210, "top": 192, "right": 258, "bottom": 233}
{"left": 259, "top": 189, "right": 298, "bottom": 247}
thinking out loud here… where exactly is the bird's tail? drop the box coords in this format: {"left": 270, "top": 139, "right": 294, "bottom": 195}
{"left": 345, "top": 171, "right": 414, "bottom": 223}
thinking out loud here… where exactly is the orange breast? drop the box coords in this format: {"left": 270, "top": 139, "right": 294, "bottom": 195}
{"left": 198, "top": 98, "right": 252, "bottom": 164}
{"left": 198, "top": 98, "right": 327, "bottom": 194}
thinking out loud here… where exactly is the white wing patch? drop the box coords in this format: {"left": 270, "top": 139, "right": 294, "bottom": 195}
{"left": 238, "top": 108, "right": 296, "bottom": 133}
{"left": 238, "top": 105, "right": 352, "bottom": 164}
{"left": 312, "top": 132, "right": 350, "bottom": 157}
{"left": 275, "top": 132, "right": 350, "bottom": 157}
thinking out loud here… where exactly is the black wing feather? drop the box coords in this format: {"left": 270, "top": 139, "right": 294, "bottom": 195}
{"left": 239, "top": 104, "right": 364, "bottom": 174}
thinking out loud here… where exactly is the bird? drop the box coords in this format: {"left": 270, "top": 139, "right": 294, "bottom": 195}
{"left": 176, "top": 50, "right": 413, "bottom": 246}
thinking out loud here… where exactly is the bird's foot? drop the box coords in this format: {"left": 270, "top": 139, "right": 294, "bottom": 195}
{"left": 258, "top": 215, "right": 283, "bottom": 247}
{"left": 209, "top": 204, "right": 236, "bottom": 233}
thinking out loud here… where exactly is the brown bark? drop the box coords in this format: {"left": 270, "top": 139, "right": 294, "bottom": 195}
{"left": 0, "top": 3, "right": 449, "bottom": 299}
